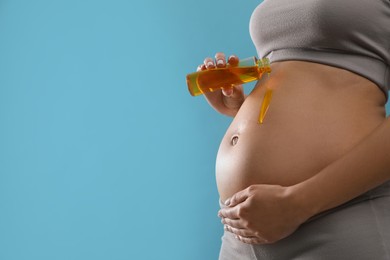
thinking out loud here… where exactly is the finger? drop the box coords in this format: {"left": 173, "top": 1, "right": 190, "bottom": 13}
{"left": 221, "top": 217, "right": 245, "bottom": 229}
{"left": 228, "top": 55, "right": 239, "bottom": 66}
{"left": 204, "top": 57, "right": 215, "bottom": 69}
{"left": 222, "top": 87, "right": 234, "bottom": 97}
{"left": 218, "top": 206, "right": 240, "bottom": 219}
{"left": 215, "top": 52, "right": 226, "bottom": 68}
{"left": 236, "top": 235, "right": 269, "bottom": 245}
{"left": 197, "top": 64, "right": 206, "bottom": 71}
{"left": 224, "top": 188, "right": 250, "bottom": 207}
{"left": 222, "top": 83, "right": 245, "bottom": 97}
{"left": 224, "top": 225, "right": 257, "bottom": 237}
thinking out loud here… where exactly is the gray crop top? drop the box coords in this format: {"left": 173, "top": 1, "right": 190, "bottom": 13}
{"left": 250, "top": 0, "right": 390, "bottom": 102}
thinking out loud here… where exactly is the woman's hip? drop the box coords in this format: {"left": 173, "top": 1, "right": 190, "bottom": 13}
{"left": 219, "top": 181, "right": 390, "bottom": 260}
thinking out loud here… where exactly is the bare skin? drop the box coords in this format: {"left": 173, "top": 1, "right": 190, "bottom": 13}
{"left": 199, "top": 52, "right": 388, "bottom": 244}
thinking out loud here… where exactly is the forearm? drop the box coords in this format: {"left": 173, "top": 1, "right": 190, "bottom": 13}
{"left": 291, "top": 116, "right": 390, "bottom": 217}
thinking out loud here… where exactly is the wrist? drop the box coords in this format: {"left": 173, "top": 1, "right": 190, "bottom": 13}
{"left": 285, "top": 183, "right": 322, "bottom": 222}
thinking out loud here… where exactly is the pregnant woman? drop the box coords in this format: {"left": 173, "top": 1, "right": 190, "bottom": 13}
{"left": 196, "top": 0, "right": 390, "bottom": 259}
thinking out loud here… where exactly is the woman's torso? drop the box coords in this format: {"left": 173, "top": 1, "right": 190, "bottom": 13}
{"left": 216, "top": 61, "right": 387, "bottom": 202}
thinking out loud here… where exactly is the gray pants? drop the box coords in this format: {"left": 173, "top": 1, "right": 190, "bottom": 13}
{"left": 219, "top": 181, "right": 390, "bottom": 260}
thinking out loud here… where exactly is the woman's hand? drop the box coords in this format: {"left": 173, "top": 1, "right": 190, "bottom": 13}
{"left": 197, "top": 52, "right": 246, "bottom": 117}
{"left": 218, "top": 184, "right": 313, "bottom": 244}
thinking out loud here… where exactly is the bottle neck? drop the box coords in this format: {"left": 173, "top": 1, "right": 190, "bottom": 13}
{"left": 257, "top": 57, "right": 271, "bottom": 73}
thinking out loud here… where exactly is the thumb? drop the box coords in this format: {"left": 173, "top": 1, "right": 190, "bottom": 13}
{"left": 224, "top": 188, "right": 249, "bottom": 207}
{"left": 222, "top": 87, "right": 234, "bottom": 97}
{"left": 222, "top": 85, "right": 244, "bottom": 98}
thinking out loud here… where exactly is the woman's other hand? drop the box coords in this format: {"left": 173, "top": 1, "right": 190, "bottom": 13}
{"left": 197, "top": 52, "right": 246, "bottom": 117}
{"left": 217, "top": 184, "right": 313, "bottom": 244}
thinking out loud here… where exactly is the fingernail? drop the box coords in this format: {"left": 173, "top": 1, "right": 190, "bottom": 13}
{"left": 207, "top": 61, "right": 214, "bottom": 67}
{"left": 218, "top": 211, "right": 222, "bottom": 217}
{"left": 217, "top": 59, "right": 224, "bottom": 66}
{"left": 224, "top": 199, "right": 231, "bottom": 206}
{"left": 223, "top": 88, "right": 233, "bottom": 97}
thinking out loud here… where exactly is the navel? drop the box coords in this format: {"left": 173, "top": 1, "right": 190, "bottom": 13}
{"left": 231, "top": 135, "right": 239, "bottom": 146}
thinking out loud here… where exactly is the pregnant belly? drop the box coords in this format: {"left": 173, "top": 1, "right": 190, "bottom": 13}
{"left": 215, "top": 61, "right": 386, "bottom": 202}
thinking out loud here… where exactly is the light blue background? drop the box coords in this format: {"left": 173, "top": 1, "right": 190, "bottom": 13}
{"left": 0, "top": 1, "right": 389, "bottom": 260}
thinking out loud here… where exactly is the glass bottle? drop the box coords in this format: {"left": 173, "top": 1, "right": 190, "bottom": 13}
{"left": 186, "top": 57, "right": 273, "bottom": 124}
{"left": 186, "top": 56, "right": 270, "bottom": 96}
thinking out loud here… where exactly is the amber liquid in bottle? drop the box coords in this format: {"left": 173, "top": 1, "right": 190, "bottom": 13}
{"left": 186, "top": 57, "right": 272, "bottom": 124}
{"left": 186, "top": 57, "right": 270, "bottom": 96}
